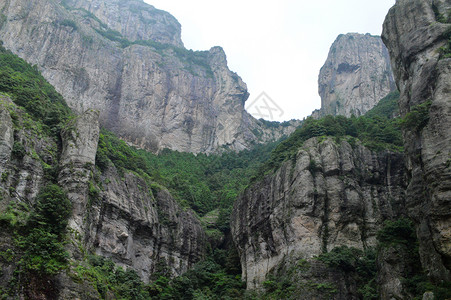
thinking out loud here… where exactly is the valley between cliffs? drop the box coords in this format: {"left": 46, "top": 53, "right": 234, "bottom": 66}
{"left": 0, "top": 0, "right": 449, "bottom": 299}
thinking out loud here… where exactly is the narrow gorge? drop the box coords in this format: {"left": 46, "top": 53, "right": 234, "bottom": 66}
{"left": 0, "top": 0, "right": 449, "bottom": 299}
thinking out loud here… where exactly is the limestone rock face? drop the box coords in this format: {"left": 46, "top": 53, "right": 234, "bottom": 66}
{"left": 65, "top": 0, "right": 184, "bottom": 47}
{"left": 57, "top": 109, "right": 206, "bottom": 282}
{"left": 59, "top": 110, "right": 100, "bottom": 233}
{"left": 0, "top": 101, "right": 205, "bottom": 291}
{"left": 382, "top": 0, "right": 451, "bottom": 282}
{"left": 316, "top": 33, "right": 396, "bottom": 117}
{"left": 231, "top": 137, "right": 406, "bottom": 289}
{"left": 0, "top": 99, "right": 60, "bottom": 293}
{"left": 0, "top": 0, "right": 295, "bottom": 153}
{"left": 86, "top": 170, "right": 206, "bottom": 281}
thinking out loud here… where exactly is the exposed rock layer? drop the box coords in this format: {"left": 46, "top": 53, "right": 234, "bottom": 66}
{"left": 0, "top": 0, "right": 295, "bottom": 153}
{"left": 382, "top": 0, "right": 451, "bottom": 283}
{"left": 231, "top": 137, "right": 406, "bottom": 289}
{"left": 314, "top": 33, "right": 396, "bottom": 118}
{"left": 0, "top": 100, "right": 206, "bottom": 293}
{"left": 58, "top": 110, "right": 206, "bottom": 282}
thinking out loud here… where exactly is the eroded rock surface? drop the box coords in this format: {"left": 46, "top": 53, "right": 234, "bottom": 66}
{"left": 231, "top": 137, "right": 406, "bottom": 289}
{"left": 0, "top": 0, "right": 295, "bottom": 153}
{"left": 58, "top": 109, "right": 206, "bottom": 282}
{"left": 382, "top": 0, "right": 451, "bottom": 282}
{"left": 314, "top": 33, "right": 395, "bottom": 118}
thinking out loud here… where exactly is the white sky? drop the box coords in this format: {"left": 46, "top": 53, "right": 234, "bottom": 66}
{"left": 144, "top": 0, "right": 396, "bottom": 121}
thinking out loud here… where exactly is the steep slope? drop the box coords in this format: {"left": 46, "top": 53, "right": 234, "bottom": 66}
{"left": 0, "top": 0, "right": 295, "bottom": 153}
{"left": 231, "top": 137, "right": 406, "bottom": 291}
{"left": 313, "top": 33, "right": 396, "bottom": 118}
{"left": 382, "top": 0, "right": 451, "bottom": 283}
{"left": 0, "top": 46, "right": 205, "bottom": 298}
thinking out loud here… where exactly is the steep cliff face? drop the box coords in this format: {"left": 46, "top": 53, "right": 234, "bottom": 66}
{"left": 65, "top": 0, "right": 184, "bottom": 47}
{"left": 58, "top": 110, "right": 206, "bottom": 282}
{"left": 0, "top": 96, "right": 206, "bottom": 297}
{"left": 382, "top": 0, "right": 451, "bottom": 283}
{"left": 315, "top": 33, "right": 395, "bottom": 118}
{"left": 0, "top": 0, "right": 294, "bottom": 153}
{"left": 231, "top": 137, "right": 406, "bottom": 290}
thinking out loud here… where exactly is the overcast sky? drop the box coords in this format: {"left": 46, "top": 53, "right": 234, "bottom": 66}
{"left": 143, "top": 0, "right": 396, "bottom": 121}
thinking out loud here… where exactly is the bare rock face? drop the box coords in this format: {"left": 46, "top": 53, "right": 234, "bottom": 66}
{"left": 0, "top": 0, "right": 294, "bottom": 153}
{"left": 58, "top": 109, "right": 206, "bottom": 282}
{"left": 0, "top": 99, "right": 60, "bottom": 293}
{"left": 316, "top": 33, "right": 396, "bottom": 117}
{"left": 84, "top": 167, "right": 206, "bottom": 282}
{"left": 65, "top": 0, "right": 184, "bottom": 47}
{"left": 382, "top": 0, "right": 451, "bottom": 283}
{"left": 0, "top": 100, "right": 205, "bottom": 292}
{"left": 59, "top": 110, "right": 100, "bottom": 233}
{"left": 231, "top": 137, "right": 406, "bottom": 289}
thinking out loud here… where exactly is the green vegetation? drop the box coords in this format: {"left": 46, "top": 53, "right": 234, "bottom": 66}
{"left": 96, "top": 129, "right": 278, "bottom": 216}
{"left": 399, "top": 100, "right": 432, "bottom": 133}
{"left": 11, "top": 141, "right": 26, "bottom": 159}
{"left": 71, "top": 255, "right": 151, "bottom": 299}
{"left": 364, "top": 91, "right": 399, "bottom": 119}
{"left": 255, "top": 256, "right": 339, "bottom": 299}
{"left": 56, "top": 19, "right": 78, "bottom": 30}
{"left": 257, "top": 91, "right": 403, "bottom": 179}
{"left": 376, "top": 218, "right": 451, "bottom": 299}
{"left": 0, "top": 42, "right": 71, "bottom": 136}
{"left": 0, "top": 185, "right": 71, "bottom": 296}
{"left": 432, "top": 4, "right": 451, "bottom": 23}
{"left": 439, "top": 27, "right": 451, "bottom": 59}
{"left": 70, "top": 249, "right": 245, "bottom": 299}
{"left": 377, "top": 218, "right": 417, "bottom": 248}
{"left": 0, "top": 16, "right": 447, "bottom": 299}
{"left": 258, "top": 118, "right": 296, "bottom": 128}
{"left": 318, "top": 246, "right": 378, "bottom": 300}
{"left": 148, "top": 250, "right": 245, "bottom": 299}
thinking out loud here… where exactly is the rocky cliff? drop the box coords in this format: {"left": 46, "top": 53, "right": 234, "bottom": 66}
{"left": 0, "top": 95, "right": 206, "bottom": 297}
{"left": 314, "top": 33, "right": 396, "bottom": 118}
{"left": 382, "top": 0, "right": 451, "bottom": 283}
{"left": 231, "top": 137, "right": 406, "bottom": 290}
{"left": 0, "top": 0, "right": 295, "bottom": 153}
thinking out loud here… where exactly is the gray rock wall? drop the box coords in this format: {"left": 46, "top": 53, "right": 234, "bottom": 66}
{"left": 382, "top": 0, "right": 451, "bottom": 283}
{"left": 58, "top": 110, "right": 206, "bottom": 282}
{"left": 0, "top": 0, "right": 295, "bottom": 153}
{"left": 231, "top": 137, "right": 406, "bottom": 289}
{"left": 317, "top": 33, "right": 396, "bottom": 117}
{"left": 0, "top": 99, "right": 206, "bottom": 292}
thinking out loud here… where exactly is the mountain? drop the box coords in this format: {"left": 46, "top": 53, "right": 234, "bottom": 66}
{"left": 0, "top": 0, "right": 450, "bottom": 299}
{"left": 231, "top": 1, "right": 451, "bottom": 298}
{"left": 313, "top": 33, "right": 396, "bottom": 118}
{"left": 383, "top": 0, "right": 451, "bottom": 285}
{"left": 0, "top": 45, "right": 207, "bottom": 298}
{"left": 0, "top": 0, "right": 297, "bottom": 153}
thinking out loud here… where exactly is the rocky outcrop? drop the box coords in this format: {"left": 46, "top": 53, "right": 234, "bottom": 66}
{"left": 382, "top": 0, "right": 451, "bottom": 283}
{"left": 0, "top": 97, "right": 54, "bottom": 208}
{"left": 231, "top": 137, "right": 406, "bottom": 289}
{"left": 0, "top": 0, "right": 295, "bottom": 153}
{"left": 315, "top": 33, "right": 396, "bottom": 118}
{"left": 59, "top": 109, "right": 100, "bottom": 233}
{"left": 65, "top": 0, "right": 184, "bottom": 47}
{"left": 0, "top": 98, "right": 61, "bottom": 293}
{"left": 0, "top": 96, "right": 14, "bottom": 175}
{"left": 58, "top": 109, "right": 206, "bottom": 282}
{"left": 85, "top": 168, "right": 206, "bottom": 282}
{"left": 0, "top": 97, "right": 205, "bottom": 292}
